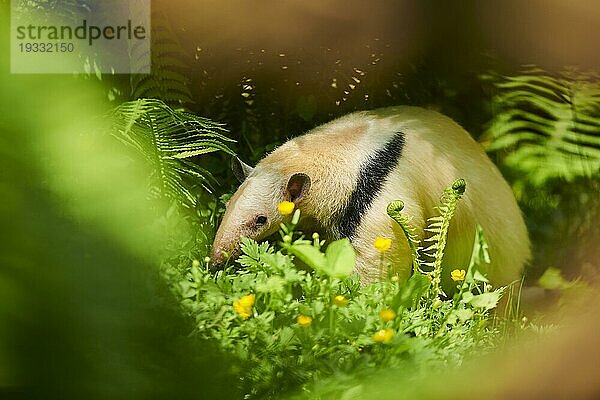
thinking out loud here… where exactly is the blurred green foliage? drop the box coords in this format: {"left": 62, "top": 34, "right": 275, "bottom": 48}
{"left": 484, "top": 67, "right": 600, "bottom": 280}
{"left": 485, "top": 67, "right": 600, "bottom": 186}
{"left": 0, "top": 8, "right": 237, "bottom": 398}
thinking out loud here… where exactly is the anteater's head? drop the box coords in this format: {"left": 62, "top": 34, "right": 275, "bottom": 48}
{"left": 210, "top": 156, "right": 311, "bottom": 268}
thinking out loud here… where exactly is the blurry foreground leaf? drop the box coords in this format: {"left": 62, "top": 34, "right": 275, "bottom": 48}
{"left": 538, "top": 267, "right": 574, "bottom": 290}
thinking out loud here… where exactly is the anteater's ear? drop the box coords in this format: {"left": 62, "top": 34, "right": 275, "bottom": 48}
{"left": 231, "top": 156, "right": 254, "bottom": 182}
{"left": 285, "top": 173, "right": 311, "bottom": 203}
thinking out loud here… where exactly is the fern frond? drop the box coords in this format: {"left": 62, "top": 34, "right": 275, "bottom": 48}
{"left": 422, "top": 179, "right": 466, "bottom": 297}
{"left": 485, "top": 67, "right": 600, "bottom": 186}
{"left": 111, "top": 99, "right": 235, "bottom": 207}
{"left": 129, "top": 11, "right": 193, "bottom": 106}
{"left": 386, "top": 200, "right": 424, "bottom": 274}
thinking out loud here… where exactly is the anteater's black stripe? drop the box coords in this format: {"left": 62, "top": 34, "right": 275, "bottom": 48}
{"left": 337, "top": 132, "right": 405, "bottom": 239}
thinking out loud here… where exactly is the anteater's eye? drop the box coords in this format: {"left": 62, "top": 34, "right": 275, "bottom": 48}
{"left": 256, "top": 215, "right": 267, "bottom": 226}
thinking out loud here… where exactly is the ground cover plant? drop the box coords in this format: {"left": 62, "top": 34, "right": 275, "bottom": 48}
{"left": 163, "top": 179, "right": 507, "bottom": 399}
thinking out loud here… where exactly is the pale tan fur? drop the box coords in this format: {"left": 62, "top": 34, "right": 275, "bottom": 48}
{"left": 213, "top": 106, "right": 530, "bottom": 289}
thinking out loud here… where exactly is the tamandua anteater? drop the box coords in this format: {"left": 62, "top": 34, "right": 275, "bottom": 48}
{"left": 211, "top": 106, "right": 530, "bottom": 290}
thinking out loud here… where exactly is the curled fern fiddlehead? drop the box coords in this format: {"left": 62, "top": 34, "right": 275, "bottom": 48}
{"left": 422, "top": 178, "right": 466, "bottom": 296}
{"left": 387, "top": 179, "right": 466, "bottom": 297}
{"left": 386, "top": 200, "right": 423, "bottom": 275}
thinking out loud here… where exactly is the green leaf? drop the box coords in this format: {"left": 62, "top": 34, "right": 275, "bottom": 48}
{"left": 466, "top": 225, "right": 491, "bottom": 284}
{"left": 393, "top": 274, "right": 430, "bottom": 309}
{"left": 286, "top": 243, "right": 327, "bottom": 273}
{"left": 461, "top": 291, "right": 474, "bottom": 303}
{"left": 466, "top": 290, "right": 504, "bottom": 310}
{"left": 324, "top": 238, "right": 355, "bottom": 279}
{"left": 179, "top": 280, "right": 196, "bottom": 299}
{"left": 538, "top": 267, "right": 573, "bottom": 290}
{"left": 454, "top": 308, "right": 474, "bottom": 322}
{"left": 255, "top": 276, "right": 286, "bottom": 294}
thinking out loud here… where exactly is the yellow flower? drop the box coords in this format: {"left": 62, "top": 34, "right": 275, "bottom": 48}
{"left": 238, "top": 293, "right": 255, "bottom": 307}
{"left": 333, "top": 295, "right": 349, "bottom": 306}
{"left": 233, "top": 293, "right": 255, "bottom": 319}
{"left": 379, "top": 309, "right": 396, "bottom": 322}
{"left": 373, "top": 237, "right": 392, "bottom": 252}
{"left": 277, "top": 201, "right": 295, "bottom": 216}
{"left": 451, "top": 269, "right": 466, "bottom": 282}
{"left": 297, "top": 315, "right": 313, "bottom": 327}
{"left": 233, "top": 302, "right": 252, "bottom": 319}
{"left": 372, "top": 328, "right": 394, "bottom": 343}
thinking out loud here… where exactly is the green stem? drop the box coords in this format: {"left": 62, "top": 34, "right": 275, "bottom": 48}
{"left": 329, "top": 306, "right": 335, "bottom": 335}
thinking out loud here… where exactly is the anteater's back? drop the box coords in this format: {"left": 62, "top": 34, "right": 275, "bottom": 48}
{"left": 258, "top": 106, "right": 530, "bottom": 289}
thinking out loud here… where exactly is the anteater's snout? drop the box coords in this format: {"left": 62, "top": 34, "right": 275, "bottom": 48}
{"left": 209, "top": 245, "right": 228, "bottom": 270}
{"left": 209, "top": 238, "right": 241, "bottom": 271}
{"left": 211, "top": 215, "right": 243, "bottom": 270}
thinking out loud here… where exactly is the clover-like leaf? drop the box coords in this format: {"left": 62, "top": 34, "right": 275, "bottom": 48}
{"left": 324, "top": 238, "right": 355, "bottom": 279}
